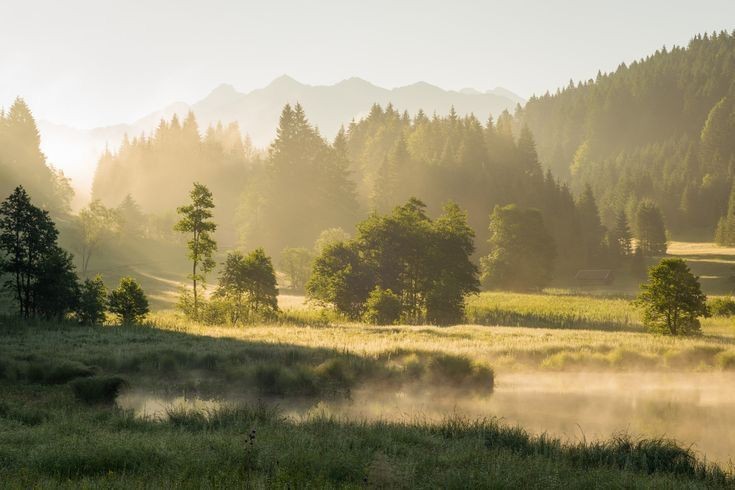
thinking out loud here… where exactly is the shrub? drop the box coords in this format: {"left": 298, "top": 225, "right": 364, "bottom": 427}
{"left": 428, "top": 354, "right": 494, "bottom": 390}
{"left": 43, "top": 361, "right": 95, "bottom": 384}
{"left": 708, "top": 297, "right": 735, "bottom": 317}
{"left": 70, "top": 375, "right": 128, "bottom": 404}
{"left": 363, "top": 287, "right": 401, "bottom": 325}
{"left": 76, "top": 275, "right": 107, "bottom": 325}
{"left": 715, "top": 351, "right": 735, "bottom": 370}
{"left": 108, "top": 277, "right": 149, "bottom": 325}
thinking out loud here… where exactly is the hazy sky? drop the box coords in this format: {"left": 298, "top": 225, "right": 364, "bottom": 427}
{"left": 2, "top": 0, "right": 733, "bottom": 128}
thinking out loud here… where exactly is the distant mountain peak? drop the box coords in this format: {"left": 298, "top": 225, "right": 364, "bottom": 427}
{"left": 335, "top": 77, "right": 377, "bottom": 89}
{"left": 268, "top": 74, "right": 302, "bottom": 88}
{"left": 210, "top": 83, "right": 238, "bottom": 96}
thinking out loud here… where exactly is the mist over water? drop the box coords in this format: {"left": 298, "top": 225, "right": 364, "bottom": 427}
{"left": 118, "top": 371, "right": 735, "bottom": 465}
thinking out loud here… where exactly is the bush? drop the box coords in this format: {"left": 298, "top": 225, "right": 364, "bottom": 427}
{"left": 428, "top": 354, "right": 494, "bottom": 390}
{"left": 70, "top": 375, "right": 128, "bottom": 404}
{"left": 43, "top": 361, "right": 95, "bottom": 385}
{"left": 25, "top": 360, "right": 95, "bottom": 385}
{"left": 76, "top": 275, "right": 107, "bottom": 325}
{"left": 108, "top": 277, "right": 149, "bottom": 325}
{"left": 708, "top": 297, "right": 735, "bottom": 317}
{"left": 363, "top": 287, "right": 402, "bottom": 325}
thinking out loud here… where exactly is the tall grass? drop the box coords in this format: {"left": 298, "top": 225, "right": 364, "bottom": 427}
{"left": 0, "top": 398, "right": 729, "bottom": 487}
{"left": 466, "top": 291, "right": 640, "bottom": 330}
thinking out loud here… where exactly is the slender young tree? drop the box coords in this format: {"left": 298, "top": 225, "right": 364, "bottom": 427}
{"left": 78, "top": 199, "right": 119, "bottom": 276}
{"left": 175, "top": 183, "right": 217, "bottom": 318}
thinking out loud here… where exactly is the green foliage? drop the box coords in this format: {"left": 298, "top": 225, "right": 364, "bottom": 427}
{"left": 92, "top": 113, "right": 252, "bottom": 240}
{"left": 279, "top": 247, "right": 313, "bottom": 291}
{"left": 115, "top": 194, "right": 146, "bottom": 238}
{"left": 313, "top": 227, "right": 351, "bottom": 254}
{"left": 76, "top": 276, "right": 107, "bottom": 325}
{"left": 635, "top": 201, "right": 668, "bottom": 256}
{"left": 309, "top": 199, "right": 478, "bottom": 324}
{"left": 33, "top": 246, "right": 80, "bottom": 321}
{"left": 238, "top": 104, "right": 358, "bottom": 253}
{"left": 426, "top": 202, "right": 480, "bottom": 324}
{"left": 0, "top": 186, "right": 79, "bottom": 318}
{"left": 635, "top": 258, "right": 709, "bottom": 335}
{"left": 77, "top": 199, "right": 120, "bottom": 276}
{"left": 708, "top": 297, "right": 735, "bottom": 317}
{"left": 214, "top": 248, "right": 279, "bottom": 324}
{"left": 363, "top": 287, "right": 402, "bottom": 325}
{"left": 108, "top": 277, "right": 149, "bottom": 325}
{"left": 715, "top": 182, "right": 735, "bottom": 245}
{"left": 520, "top": 32, "right": 735, "bottom": 237}
{"left": 175, "top": 182, "right": 217, "bottom": 318}
{"left": 307, "top": 241, "right": 374, "bottom": 319}
{"left": 576, "top": 184, "right": 606, "bottom": 265}
{"left": 481, "top": 204, "right": 556, "bottom": 291}
{"left": 609, "top": 209, "right": 633, "bottom": 260}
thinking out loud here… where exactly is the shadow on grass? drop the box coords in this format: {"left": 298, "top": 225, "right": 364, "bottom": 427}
{"left": 0, "top": 317, "right": 494, "bottom": 402}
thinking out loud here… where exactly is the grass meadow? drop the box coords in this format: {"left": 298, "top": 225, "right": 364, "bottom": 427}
{"left": 2, "top": 286, "right": 735, "bottom": 487}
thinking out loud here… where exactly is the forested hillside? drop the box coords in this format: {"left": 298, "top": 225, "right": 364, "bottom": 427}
{"left": 0, "top": 98, "right": 72, "bottom": 214}
{"left": 519, "top": 31, "right": 735, "bottom": 237}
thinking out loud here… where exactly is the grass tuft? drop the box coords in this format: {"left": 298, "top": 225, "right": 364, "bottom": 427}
{"left": 70, "top": 375, "right": 128, "bottom": 404}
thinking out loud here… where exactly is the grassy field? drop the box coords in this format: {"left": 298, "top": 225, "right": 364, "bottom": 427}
{"left": 2, "top": 288, "right": 735, "bottom": 487}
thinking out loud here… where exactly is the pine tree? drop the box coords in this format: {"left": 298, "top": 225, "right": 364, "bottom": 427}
{"left": 373, "top": 136, "right": 409, "bottom": 212}
{"left": 635, "top": 200, "right": 668, "bottom": 256}
{"left": 610, "top": 209, "right": 633, "bottom": 258}
{"left": 576, "top": 184, "right": 605, "bottom": 266}
{"left": 715, "top": 182, "right": 735, "bottom": 245}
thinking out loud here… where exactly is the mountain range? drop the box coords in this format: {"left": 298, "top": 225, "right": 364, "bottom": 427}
{"left": 37, "top": 76, "right": 524, "bottom": 201}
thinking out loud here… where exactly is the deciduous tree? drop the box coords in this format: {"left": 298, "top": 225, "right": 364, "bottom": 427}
{"left": 175, "top": 183, "right": 217, "bottom": 318}
{"left": 635, "top": 258, "right": 708, "bottom": 335}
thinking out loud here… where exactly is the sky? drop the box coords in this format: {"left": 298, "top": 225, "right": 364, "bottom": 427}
{"left": 1, "top": 0, "right": 734, "bottom": 129}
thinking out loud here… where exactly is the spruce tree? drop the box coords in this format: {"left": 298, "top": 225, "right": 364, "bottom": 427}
{"left": 610, "top": 209, "right": 633, "bottom": 258}
{"left": 715, "top": 182, "right": 735, "bottom": 245}
{"left": 576, "top": 184, "right": 605, "bottom": 266}
{"left": 635, "top": 201, "right": 668, "bottom": 256}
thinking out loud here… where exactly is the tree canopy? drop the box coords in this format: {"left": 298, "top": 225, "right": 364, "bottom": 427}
{"left": 635, "top": 258, "right": 709, "bottom": 335}
{"left": 480, "top": 204, "right": 556, "bottom": 291}
{"left": 307, "top": 198, "right": 479, "bottom": 325}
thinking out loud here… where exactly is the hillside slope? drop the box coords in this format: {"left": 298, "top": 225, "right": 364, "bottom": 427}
{"left": 519, "top": 31, "right": 735, "bottom": 236}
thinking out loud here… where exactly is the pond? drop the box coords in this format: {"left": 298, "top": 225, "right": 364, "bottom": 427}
{"left": 117, "top": 372, "right": 735, "bottom": 464}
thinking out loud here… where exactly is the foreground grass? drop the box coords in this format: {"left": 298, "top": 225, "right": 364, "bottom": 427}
{"left": 2, "top": 304, "right": 735, "bottom": 487}
{"left": 1, "top": 382, "right": 731, "bottom": 488}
